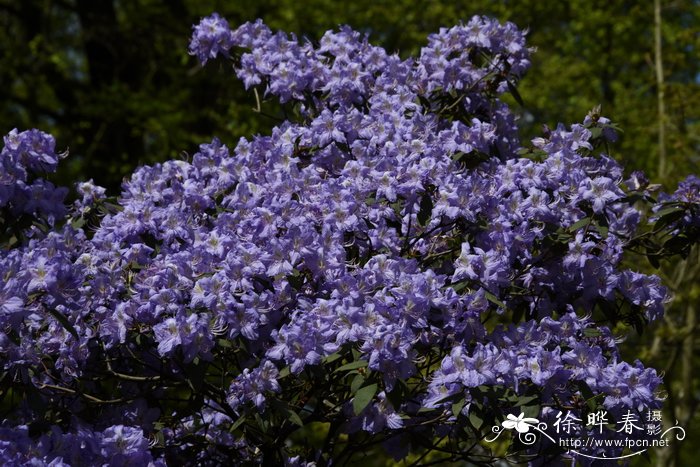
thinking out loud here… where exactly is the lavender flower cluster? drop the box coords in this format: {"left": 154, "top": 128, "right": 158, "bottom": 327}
{"left": 656, "top": 175, "right": 700, "bottom": 231}
{"left": 0, "top": 129, "right": 67, "bottom": 232}
{"left": 0, "top": 13, "right": 695, "bottom": 466}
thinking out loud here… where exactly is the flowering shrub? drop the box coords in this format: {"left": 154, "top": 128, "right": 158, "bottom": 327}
{"left": 1, "top": 13, "right": 698, "bottom": 466}
{"left": 0, "top": 129, "right": 68, "bottom": 247}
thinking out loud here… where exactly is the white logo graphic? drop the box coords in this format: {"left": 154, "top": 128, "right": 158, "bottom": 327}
{"left": 485, "top": 411, "right": 686, "bottom": 461}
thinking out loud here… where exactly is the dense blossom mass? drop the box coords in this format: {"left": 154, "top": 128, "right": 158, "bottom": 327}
{"left": 0, "top": 129, "right": 67, "bottom": 228}
{"left": 0, "top": 12, "right": 697, "bottom": 466}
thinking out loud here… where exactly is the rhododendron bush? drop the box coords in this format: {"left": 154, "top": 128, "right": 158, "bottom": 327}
{"left": 1, "top": 12, "right": 699, "bottom": 466}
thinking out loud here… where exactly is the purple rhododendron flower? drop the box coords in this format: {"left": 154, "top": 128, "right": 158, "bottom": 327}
{"left": 189, "top": 13, "right": 235, "bottom": 64}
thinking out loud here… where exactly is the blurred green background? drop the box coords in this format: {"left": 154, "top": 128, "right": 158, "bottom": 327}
{"left": 1, "top": 0, "right": 698, "bottom": 465}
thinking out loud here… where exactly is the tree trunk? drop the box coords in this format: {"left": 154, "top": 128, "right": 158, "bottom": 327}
{"left": 654, "top": 0, "right": 667, "bottom": 179}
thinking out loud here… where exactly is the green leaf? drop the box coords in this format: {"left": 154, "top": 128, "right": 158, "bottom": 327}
{"left": 588, "top": 126, "right": 603, "bottom": 140}
{"left": 653, "top": 208, "right": 685, "bottom": 232}
{"left": 47, "top": 309, "right": 79, "bottom": 340}
{"left": 451, "top": 281, "right": 470, "bottom": 294}
{"left": 287, "top": 271, "right": 305, "bottom": 289}
{"left": 577, "top": 381, "right": 599, "bottom": 411}
{"left": 577, "top": 381, "right": 595, "bottom": 400}
{"left": 567, "top": 217, "right": 591, "bottom": 233}
{"left": 254, "top": 413, "right": 268, "bottom": 433}
{"left": 647, "top": 254, "right": 660, "bottom": 268}
{"left": 151, "top": 430, "right": 165, "bottom": 447}
{"left": 507, "top": 79, "right": 525, "bottom": 107}
{"left": 450, "top": 151, "right": 467, "bottom": 162}
{"left": 350, "top": 373, "right": 365, "bottom": 394}
{"left": 654, "top": 205, "right": 685, "bottom": 218}
{"left": 469, "top": 411, "right": 483, "bottom": 429}
{"left": 664, "top": 235, "right": 691, "bottom": 257}
{"left": 583, "top": 328, "right": 602, "bottom": 337}
{"left": 334, "top": 360, "right": 368, "bottom": 373}
{"left": 417, "top": 192, "right": 433, "bottom": 226}
{"left": 353, "top": 383, "right": 377, "bottom": 415}
{"left": 286, "top": 409, "right": 304, "bottom": 427}
{"left": 598, "top": 224, "right": 609, "bottom": 237}
{"left": 323, "top": 352, "right": 342, "bottom": 364}
{"left": 230, "top": 415, "right": 246, "bottom": 432}
{"left": 71, "top": 217, "right": 86, "bottom": 230}
{"left": 522, "top": 404, "right": 540, "bottom": 419}
{"left": 386, "top": 382, "right": 405, "bottom": 409}
{"left": 217, "top": 338, "right": 232, "bottom": 348}
{"left": 269, "top": 399, "right": 304, "bottom": 427}
{"left": 485, "top": 291, "right": 506, "bottom": 310}
{"left": 597, "top": 299, "right": 619, "bottom": 324}
{"left": 452, "top": 398, "right": 465, "bottom": 418}
{"left": 515, "top": 395, "right": 539, "bottom": 406}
